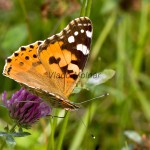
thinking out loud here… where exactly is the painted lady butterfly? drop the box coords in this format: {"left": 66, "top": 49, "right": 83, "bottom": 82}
{"left": 3, "top": 17, "right": 93, "bottom": 110}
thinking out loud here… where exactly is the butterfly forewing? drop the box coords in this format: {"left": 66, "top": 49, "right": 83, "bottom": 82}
{"left": 38, "top": 17, "right": 93, "bottom": 96}
{"left": 3, "top": 41, "right": 66, "bottom": 97}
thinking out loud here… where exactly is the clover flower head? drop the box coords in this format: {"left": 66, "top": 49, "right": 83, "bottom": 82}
{"left": 2, "top": 88, "right": 51, "bottom": 128}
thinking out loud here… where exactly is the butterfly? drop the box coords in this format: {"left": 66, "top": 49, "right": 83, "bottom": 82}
{"left": 3, "top": 17, "right": 93, "bottom": 110}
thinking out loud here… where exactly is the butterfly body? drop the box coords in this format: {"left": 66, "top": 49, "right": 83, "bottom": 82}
{"left": 3, "top": 17, "right": 92, "bottom": 110}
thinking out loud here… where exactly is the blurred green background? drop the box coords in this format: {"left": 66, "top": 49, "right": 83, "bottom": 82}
{"left": 1, "top": 0, "right": 150, "bottom": 149}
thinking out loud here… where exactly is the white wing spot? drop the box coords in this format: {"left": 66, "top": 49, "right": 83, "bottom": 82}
{"left": 86, "top": 30, "right": 92, "bottom": 38}
{"left": 66, "top": 30, "right": 71, "bottom": 34}
{"left": 68, "top": 36, "right": 75, "bottom": 43}
{"left": 81, "top": 29, "right": 84, "bottom": 33}
{"left": 60, "top": 36, "right": 64, "bottom": 39}
{"left": 78, "top": 23, "right": 82, "bottom": 26}
{"left": 76, "top": 44, "right": 89, "bottom": 55}
{"left": 74, "top": 31, "right": 78, "bottom": 36}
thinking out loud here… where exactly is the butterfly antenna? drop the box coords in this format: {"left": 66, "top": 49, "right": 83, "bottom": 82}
{"left": 75, "top": 93, "right": 109, "bottom": 138}
{"left": 80, "top": 116, "right": 96, "bottom": 139}
{"left": 76, "top": 94, "right": 109, "bottom": 139}
{"left": 77, "top": 93, "right": 109, "bottom": 105}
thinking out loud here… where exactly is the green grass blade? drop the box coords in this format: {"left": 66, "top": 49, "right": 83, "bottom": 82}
{"left": 80, "top": 0, "right": 87, "bottom": 16}
{"left": 133, "top": 0, "right": 148, "bottom": 72}
{"left": 86, "top": 0, "right": 92, "bottom": 17}
{"left": 69, "top": 104, "right": 96, "bottom": 150}
{"left": 88, "top": 12, "right": 116, "bottom": 70}
{"left": 56, "top": 112, "right": 69, "bottom": 150}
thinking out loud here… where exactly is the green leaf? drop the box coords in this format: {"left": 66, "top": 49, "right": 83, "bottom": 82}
{"left": 1, "top": 24, "right": 28, "bottom": 52}
{"left": 72, "top": 87, "right": 88, "bottom": 94}
{"left": 19, "top": 127, "right": 23, "bottom": 132}
{"left": 6, "top": 135, "right": 16, "bottom": 146}
{"left": 72, "top": 87, "right": 82, "bottom": 94}
{"left": 124, "top": 130, "right": 142, "bottom": 144}
{"left": 0, "top": 131, "right": 9, "bottom": 137}
{"left": 0, "top": 131, "right": 30, "bottom": 138}
{"left": 0, "top": 104, "right": 6, "bottom": 108}
{"left": 86, "top": 69, "right": 115, "bottom": 86}
{"left": 11, "top": 132, "right": 31, "bottom": 137}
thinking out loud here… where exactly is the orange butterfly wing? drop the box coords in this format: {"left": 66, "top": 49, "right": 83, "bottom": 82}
{"left": 3, "top": 17, "right": 93, "bottom": 110}
{"left": 3, "top": 41, "right": 65, "bottom": 98}
{"left": 38, "top": 17, "right": 92, "bottom": 97}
